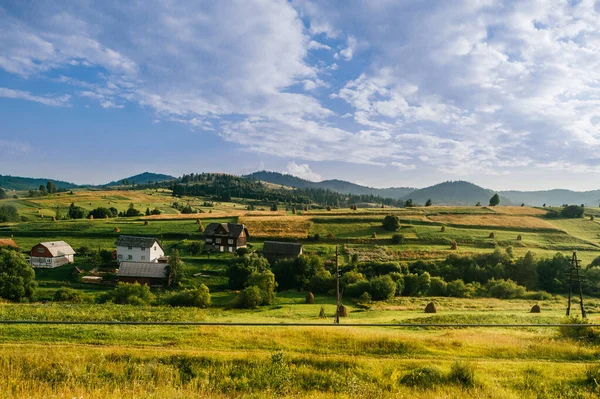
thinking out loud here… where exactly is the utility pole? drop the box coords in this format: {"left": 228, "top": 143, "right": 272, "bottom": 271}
{"left": 334, "top": 245, "right": 340, "bottom": 324}
{"left": 566, "top": 251, "right": 586, "bottom": 318}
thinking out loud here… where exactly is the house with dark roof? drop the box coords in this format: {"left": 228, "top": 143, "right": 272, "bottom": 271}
{"left": 203, "top": 223, "right": 249, "bottom": 252}
{"left": 30, "top": 241, "right": 75, "bottom": 268}
{"left": 117, "top": 261, "right": 171, "bottom": 286}
{"left": 115, "top": 235, "right": 164, "bottom": 263}
{"left": 262, "top": 241, "right": 303, "bottom": 262}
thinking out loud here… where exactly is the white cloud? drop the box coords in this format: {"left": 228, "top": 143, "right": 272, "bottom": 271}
{"left": 286, "top": 162, "right": 322, "bottom": 181}
{"left": 339, "top": 36, "right": 358, "bottom": 61}
{"left": 0, "top": 87, "right": 70, "bottom": 107}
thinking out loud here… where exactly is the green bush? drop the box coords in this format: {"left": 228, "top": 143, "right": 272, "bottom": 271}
{"left": 97, "top": 282, "right": 155, "bottom": 305}
{"left": 560, "top": 205, "right": 584, "bottom": 218}
{"left": 234, "top": 286, "right": 263, "bottom": 309}
{"left": 310, "top": 271, "right": 335, "bottom": 294}
{"left": 382, "top": 215, "right": 400, "bottom": 231}
{"left": 559, "top": 317, "right": 599, "bottom": 343}
{"left": 485, "top": 279, "right": 526, "bottom": 299}
{"left": 399, "top": 366, "right": 445, "bottom": 388}
{"left": 369, "top": 275, "right": 396, "bottom": 300}
{"left": 448, "top": 361, "right": 475, "bottom": 388}
{"left": 248, "top": 270, "right": 277, "bottom": 305}
{"left": 446, "top": 279, "right": 469, "bottom": 297}
{"left": 391, "top": 233, "right": 405, "bottom": 244}
{"left": 166, "top": 285, "right": 211, "bottom": 308}
{"left": 0, "top": 249, "right": 36, "bottom": 302}
{"left": 53, "top": 288, "right": 84, "bottom": 303}
{"left": 428, "top": 277, "right": 448, "bottom": 296}
{"left": 345, "top": 280, "right": 371, "bottom": 298}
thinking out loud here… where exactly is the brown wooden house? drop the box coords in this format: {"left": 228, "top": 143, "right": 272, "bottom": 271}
{"left": 203, "top": 223, "right": 249, "bottom": 252}
{"left": 117, "top": 262, "right": 171, "bottom": 286}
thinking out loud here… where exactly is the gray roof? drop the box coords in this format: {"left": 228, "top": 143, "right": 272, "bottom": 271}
{"left": 37, "top": 241, "right": 75, "bottom": 257}
{"left": 115, "top": 235, "right": 161, "bottom": 249}
{"left": 263, "top": 241, "right": 302, "bottom": 256}
{"left": 203, "top": 223, "right": 249, "bottom": 238}
{"left": 118, "top": 262, "right": 168, "bottom": 278}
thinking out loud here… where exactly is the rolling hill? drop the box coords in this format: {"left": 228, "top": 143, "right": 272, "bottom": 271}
{"left": 246, "top": 171, "right": 415, "bottom": 199}
{"left": 104, "top": 172, "right": 176, "bottom": 186}
{"left": 0, "top": 175, "right": 78, "bottom": 191}
{"left": 400, "top": 181, "right": 512, "bottom": 206}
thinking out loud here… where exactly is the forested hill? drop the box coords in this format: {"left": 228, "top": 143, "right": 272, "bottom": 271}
{"left": 499, "top": 189, "right": 600, "bottom": 207}
{"left": 401, "top": 181, "right": 512, "bottom": 206}
{"left": 0, "top": 175, "right": 78, "bottom": 191}
{"left": 246, "top": 171, "right": 415, "bottom": 199}
{"left": 104, "top": 172, "right": 176, "bottom": 186}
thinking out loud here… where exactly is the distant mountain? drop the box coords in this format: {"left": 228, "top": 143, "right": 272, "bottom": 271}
{"left": 246, "top": 171, "right": 415, "bottom": 199}
{"left": 0, "top": 174, "right": 78, "bottom": 191}
{"left": 499, "top": 189, "right": 600, "bottom": 207}
{"left": 401, "top": 181, "right": 512, "bottom": 206}
{"left": 104, "top": 172, "right": 176, "bottom": 186}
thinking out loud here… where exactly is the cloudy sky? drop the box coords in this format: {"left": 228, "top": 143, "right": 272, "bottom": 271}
{"left": 1, "top": 0, "right": 600, "bottom": 190}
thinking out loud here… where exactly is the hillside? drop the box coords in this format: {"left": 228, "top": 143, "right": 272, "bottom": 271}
{"left": 500, "top": 189, "right": 600, "bottom": 207}
{"left": 401, "top": 181, "right": 511, "bottom": 206}
{"left": 0, "top": 174, "right": 78, "bottom": 191}
{"left": 246, "top": 171, "right": 415, "bottom": 199}
{"left": 104, "top": 172, "right": 176, "bottom": 186}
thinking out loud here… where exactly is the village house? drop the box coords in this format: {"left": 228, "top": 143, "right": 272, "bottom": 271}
{"left": 262, "top": 241, "right": 303, "bottom": 262}
{"left": 203, "top": 223, "right": 249, "bottom": 252}
{"left": 0, "top": 238, "right": 18, "bottom": 249}
{"left": 30, "top": 241, "right": 75, "bottom": 268}
{"left": 115, "top": 235, "right": 164, "bottom": 263}
{"left": 117, "top": 261, "right": 171, "bottom": 286}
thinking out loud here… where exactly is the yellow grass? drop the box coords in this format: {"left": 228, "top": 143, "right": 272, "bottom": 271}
{"left": 487, "top": 206, "right": 549, "bottom": 216}
{"left": 238, "top": 215, "right": 312, "bottom": 238}
{"left": 143, "top": 210, "right": 285, "bottom": 220}
{"left": 427, "top": 214, "right": 559, "bottom": 230}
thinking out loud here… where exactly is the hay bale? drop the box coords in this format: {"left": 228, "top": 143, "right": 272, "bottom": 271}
{"left": 450, "top": 241, "right": 458, "bottom": 250}
{"left": 196, "top": 219, "right": 201, "bottom": 224}
{"left": 488, "top": 232, "right": 495, "bottom": 239}
{"left": 530, "top": 304, "right": 541, "bottom": 313}
{"left": 318, "top": 306, "right": 326, "bottom": 318}
{"left": 105, "top": 215, "right": 109, "bottom": 219}
{"left": 327, "top": 233, "right": 335, "bottom": 239}
{"left": 591, "top": 215, "right": 595, "bottom": 221}
{"left": 517, "top": 234, "right": 522, "bottom": 241}
{"left": 337, "top": 305, "right": 348, "bottom": 317}
{"left": 144, "top": 220, "right": 150, "bottom": 226}
{"left": 113, "top": 227, "right": 120, "bottom": 233}
{"left": 198, "top": 225, "right": 204, "bottom": 232}
{"left": 371, "top": 232, "right": 377, "bottom": 239}
{"left": 424, "top": 302, "right": 437, "bottom": 313}
{"left": 305, "top": 292, "right": 315, "bottom": 304}
{"left": 440, "top": 226, "right": 446, "bottom": 232}
{"left": 88, "top": 215, "right": 94, "bottom": 220}
{"left": 292, "top": 208, "right": 296, "bottom": 215}
{"left": 52, "top": 216, "right": 56, "bottom": 222}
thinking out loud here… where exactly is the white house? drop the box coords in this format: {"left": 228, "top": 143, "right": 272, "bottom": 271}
{"left": 30, "top": 241, "right": 75, "bottom": 268}
{"left": 115, "top": 236, "right": 164, "bottom": 263}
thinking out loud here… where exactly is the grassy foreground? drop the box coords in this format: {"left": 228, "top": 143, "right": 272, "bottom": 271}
{"left": 1, "top": 298, "right": 599, "bottom": 398}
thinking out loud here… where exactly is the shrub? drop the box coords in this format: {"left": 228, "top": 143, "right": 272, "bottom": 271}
{"left": 559, "top": 317, "right": 599, "bottom": 343}
{"left": 310, "top": 271, "right": 335, "bottom": 294}
{"left": 166, "top": 285, "right": 211, "bottom": 308}
{"left": 382, "top": 215, "right": 400, "bottom": 231}
{"left": 234, "top": 286, "right": 263, "bottom": 309}
{"left": 561, "top": 205, "right": 584, "bottom": 218}
{"left": 400, "top": 366, "right": 445, "bottom": 388}
{"left": 391, "top": 233, "right": 405, "bottom": 244}
{"left": 53, "top": 288, "right": 84, "bottom": 303}
{"left": 97, "top": 282, "right": 155, "bottom": 305}
{"left": 345, "top": 280, "right": 371, "bottom": 298}
{"left": 87, "top": 207, "right": 114, "bottom": 219}
{"left": 428, "top": 277, "right": 448, "bottom": 296}
{"left": 0, "top": 249, "right": 36, "bottom": 302}
{"left": 449, "top": 361, "right": 476, "bottom": 388}
{"left": 485, "top": 279, "right": 526, "bottom": 299}
{"left": 247, "top": 270, "right": 277, "bottom": 305}
{"left": 340, "top": 270, "right": 367, "bottom": 288}
{"left": 369, "top": 275, "right": 396, "bottom": 300}
{"left": 446, "top": 279, "right": 469, "bottom": 298}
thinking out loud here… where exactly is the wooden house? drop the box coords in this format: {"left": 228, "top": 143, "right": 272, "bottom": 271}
{"left": 117, "top": 262, "right": 171, "bottom": 286}
{"left": 203, "top": 223, "right": 249, "bottom": 252}
{"left": 30, "top": 241, "right": 75, "bottom": 268}
{"left": 262, "top": 241, "right": 302, "bottom": 261}
{"left": 115, "top": 236, "right": 164, "bottom": 263}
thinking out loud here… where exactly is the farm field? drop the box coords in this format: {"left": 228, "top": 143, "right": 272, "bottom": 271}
{"left": 2, "top": 189, "right": 600, "bottom": 397}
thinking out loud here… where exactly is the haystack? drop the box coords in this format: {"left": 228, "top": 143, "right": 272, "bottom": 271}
{"left": 144, "top": 220, "right": 150, "bottom": 226}
{"left": 318, "top": 306, "right": 326, "bottom": 318}
{"left": 113, "top": 227, "right": 120, "bottom": 233}
{"left": 440, "top": 226, "right": 446, "bottom": 232}
{"left": 517, "top": 234, "right": 522, "bottom": 241}
{"left": 424, "top": 302, "right": 437, "bottom": 313}
{"left": 530, "top": 304, "right": 541, "bottom": 313}
{"left": 196, "top": 219, "right": 201, "bottom": 224}
{"left": 451, "top": 241, "right": 458, "bottom": 250}
{"left": 591, "top": 215, "right": 595, "bottom": 221}
{"left": 327, "top": 233, "right": 335, "bottom": 239}
{"left": 372, "top": 232, "right": 377, "bottom": 239}
{"left": 337, "top": 305, "right": 348, "bottom": 317}
{"left": 88, "top": 215, "right": 94, "bottom": 220}
{"left": 488, "top": 232, "right": 495, "bottom": 239}
{"left": 305, "top": 292, "right": 315, "bottom": 304}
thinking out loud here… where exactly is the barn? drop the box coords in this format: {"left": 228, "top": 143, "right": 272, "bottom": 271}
{"left": 117, "top": 261, "right": 171, "bottom": 286}
{"left": 203, "top": 223, "right": 249, "bottom": 252}
{"left": 30, "top": 241, "right": 75, "bottom": 268}
{"left": 262, "top": 241, "right": 303, "bottom": 261}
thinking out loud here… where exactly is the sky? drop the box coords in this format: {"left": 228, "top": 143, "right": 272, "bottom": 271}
{"left": 1, "top": 0, "right": 600, "bottom": 191}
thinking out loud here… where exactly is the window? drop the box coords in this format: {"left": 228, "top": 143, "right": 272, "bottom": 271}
{"left": 228, "top": 239, "right": 233, "bottom": 245}
{"left": 128, "top": 255, "right": 132, "bottom": 260}
{"left": 205, "top": 239, "right": 212, "bottom": 244}
{"left": 154, "top": 246, "right": 157, "bottom": 250}
{"left": 117, "top": 254, "right": 123, "bottom": 260}
{"left": 141, "top": 256, "right": 146, "bottom": 261}
{"left": 37, "top": 248, "right": 44, "bottom": 253}
{"left": 215, "top": 238, "right": 221, "bottom": 244}
{"left": 141, "top": 247, "right": 145, "bottom": 251}
{"left": 128, "top": 246, "right": 132, "bottom": 250}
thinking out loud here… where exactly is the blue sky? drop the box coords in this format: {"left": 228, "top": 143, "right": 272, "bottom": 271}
{"left": 1, "top": 0, "right": 600, "bottom": 190}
